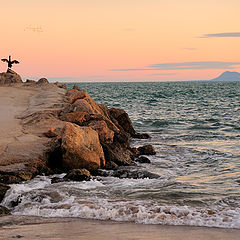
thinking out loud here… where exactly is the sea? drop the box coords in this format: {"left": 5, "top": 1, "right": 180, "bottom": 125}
{"left": 2, "top": 81, "right": 240, "bottom": 228}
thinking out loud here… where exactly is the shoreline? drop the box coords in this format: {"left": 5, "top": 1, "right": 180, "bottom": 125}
{"left": 1, "top": 216, "right": 240, "bottom": 240}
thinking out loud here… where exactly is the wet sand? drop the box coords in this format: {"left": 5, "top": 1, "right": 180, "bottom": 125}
{"left": 0, "top": 216, "right": 239, "bottom": 240}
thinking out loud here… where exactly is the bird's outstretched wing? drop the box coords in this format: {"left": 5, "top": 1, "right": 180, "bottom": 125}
{"left": 1, "top": 58, "right": 8, "bottom": 62}
{"left": 12, "top": 60, "right": 19, "bottom": 64}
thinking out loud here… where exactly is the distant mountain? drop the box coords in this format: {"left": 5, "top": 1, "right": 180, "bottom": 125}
{"left": 211, "top": 71, "right": 240, "bottom": 81}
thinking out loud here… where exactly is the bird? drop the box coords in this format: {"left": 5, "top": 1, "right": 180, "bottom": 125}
{"left": 1, "top": 55, "right": 19, "bottom": 68}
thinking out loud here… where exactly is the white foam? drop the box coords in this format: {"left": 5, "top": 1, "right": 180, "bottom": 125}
{"left": 3, "top": 175, "right": 240, "bottom": 229}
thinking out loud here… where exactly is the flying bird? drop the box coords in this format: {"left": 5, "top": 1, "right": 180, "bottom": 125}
{"left": 1, "top": 55, "right": 19, "bottom": 68}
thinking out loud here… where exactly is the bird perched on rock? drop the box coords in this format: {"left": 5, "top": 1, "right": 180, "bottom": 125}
{"left": 1, "top": 55, "right": 19, "bottom": 68}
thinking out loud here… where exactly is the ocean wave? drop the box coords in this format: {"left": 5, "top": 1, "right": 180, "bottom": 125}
{"left": 2, "top": 176, "right": 240, "bottom": 229}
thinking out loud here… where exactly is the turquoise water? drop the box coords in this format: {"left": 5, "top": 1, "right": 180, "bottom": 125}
{"left": 3, "top": 81, "right": 240, "bottom": 228}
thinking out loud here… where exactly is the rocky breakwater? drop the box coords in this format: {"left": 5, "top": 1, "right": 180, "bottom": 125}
{"left": 0, "top": 71, "right": 155, "bottom": 211}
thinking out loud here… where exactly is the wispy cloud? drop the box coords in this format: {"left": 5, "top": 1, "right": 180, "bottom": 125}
{"left": 199, "top": 32, "right": 240, "bottom": 38}
{"left": 111, "top": 61, "right": 240, "bottom": 71}
{"left": 150, "top": 73, "right": 177, "bottom": 76}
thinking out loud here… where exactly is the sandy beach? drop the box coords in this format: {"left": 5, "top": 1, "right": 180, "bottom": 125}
{"left": 0, "top": 216, "right": 240, "bottom": 240}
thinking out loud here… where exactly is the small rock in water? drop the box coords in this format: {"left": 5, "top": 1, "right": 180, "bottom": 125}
{"left": 0, "top": 205, "right": 10, "bottom": 215}
{"left": 51, "top": 177, "right": 66, "bottom": 184}
{"left": 135, "top": 156, "right": 151, "bottom": 163}
{"left": 105, "top": 161, "right": 119, "bottom": 170}
{"left": 0, "top": 183, "right": 10, "bottom": 202}
{"left": 132, "top": 133, "right": 150, "bottom": 139}
{"left": 138, "top": 145, "right": 156, "bottom": 155}
{"left": 113, "top": 169, "right": 159, "bottom": 179}
{"left": 64, "top": 169, "right": 91, "bottom": 181}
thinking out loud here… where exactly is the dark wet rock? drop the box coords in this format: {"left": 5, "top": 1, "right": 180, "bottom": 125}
{"left": 105, "top": 161, "right": 118, "bottom": 170}
{"left": 10, "top": 195, "right": 22, "bottom": 207}
{"left": 135, "top": 156, "right": 151, "bottom": 163}
{"left": 132, "top": 133, "right": 150, "bottom": 139}
{"left": 0, "top": 174, "right": 22, "bottom": 184}
{"left": 101, "top": 142, "right": 133, "bottom": 166}
{"left": 51, "top": 177, "right": 66, "bottom": 184}
{"left": 138, "top": 145, "right": 156, "bottom": 155}
{"left": 112, "top": 169, "right": 159, "bottom": 179}
{"left": 110, "top": 108, "right": 136, "bottom": 136}
{"left": 0, "top": 205, "right": 10, "bottom": 215}
{"left": 37, "top": 78, "right": 49, "bottom": 84}
{"left": 0, "top": 184, "right": 10, "bottom": 202}
{"left": 64, "top": 169, "right": 91, "bottom": 181}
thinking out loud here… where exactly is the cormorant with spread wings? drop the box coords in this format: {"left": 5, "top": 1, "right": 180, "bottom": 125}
{"left": 1, "top": 55, "right": 19, "bottom": 68}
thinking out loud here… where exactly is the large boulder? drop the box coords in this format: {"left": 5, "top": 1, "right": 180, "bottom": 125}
{"left": 0, "top": 69, "right": 22, "bottom": 84}
{"left": 61, "top": 123, "right": 105, "bottom": 171}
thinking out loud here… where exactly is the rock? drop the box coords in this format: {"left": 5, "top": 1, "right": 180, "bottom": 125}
{"left": 138, "top": 145, "right": 156, "bottom": 155}
{"left": 89, "top": 120, "right": 114, "bottom": 144}
{"left": 25, "top": 79, "right": 36, "bottom": 83}
{"left": 37, "top": 78, "right": 49, "bottom": 84}
{"left": 110, "top": 108, "right": 136, "bottom": 136}
{"left": 0, "top": 69, "right": 22, "bottom": 84}
{"left": 0, "top": 174, "right": 21, "bottom": 184}
{"left": 101, "top": 142, "right": 133, "bottom": 166}
{"left": 105, "top": 161, "right": 118, "bottom": 170}
{"left": 72, "top": 99, "right": 99, "bottom": 115}
{"left": 44, "top": 128, "right": 57, "bottom": 138}
{"left": 135, "top": 156, "right": 151, "bottom": 163}
{"left": 73, "top": 84, "right": 81, "bottom": 91}
{"left": 64, "top": 169, "right": 91, "bottom": 181}
{"left": 65, "top": 112, "right": 91, "bottom": 125}
{"left": 132, "top": 133, "right": 150, "bottom": 139}
{"left": 67, "top": 89, "right": 89, "bottom": 104}
{"left": 61, "top": 123, "right": 105, "bottom": 171}
{"left": 0, "top": 184, "right": 10, "bottom": 202}
{"left": 51, "top": 177, "right": 66, "bottom": 184}
{"left": 0, "top": 205, "right": 10, "bottom": 215}
{"left": 112, "top": 169, "right": 159, "bottom": 179}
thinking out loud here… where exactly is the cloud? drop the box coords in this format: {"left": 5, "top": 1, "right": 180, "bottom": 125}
{"left": 110, "top": 61, "right": 240, "bottom": 71}
{"left": 199, "top": 32, "right": 240, "bottom": 38}
{"left": 150, "top": 73, "right": 177, "bottom": 76}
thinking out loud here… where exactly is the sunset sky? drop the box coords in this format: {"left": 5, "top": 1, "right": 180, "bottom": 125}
{"left": 1, "top": 0, "right": 240, "bottom": 82}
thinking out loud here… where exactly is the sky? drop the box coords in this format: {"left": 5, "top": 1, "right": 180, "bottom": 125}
{"left": 0, "top": 0, "right": 240, "bottom": 82}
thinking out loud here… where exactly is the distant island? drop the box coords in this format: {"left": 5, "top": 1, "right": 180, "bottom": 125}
{"left": 211, "top": 71, "right": 240, "bottom": 81}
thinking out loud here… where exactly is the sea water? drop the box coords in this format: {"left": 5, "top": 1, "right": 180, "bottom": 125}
{"left": 3, "top": 81, "right": 240, "bottom": 228}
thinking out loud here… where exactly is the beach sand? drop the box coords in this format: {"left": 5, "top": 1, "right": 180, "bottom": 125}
{"left": 0, "top": 216, "right": 240, "bottom": 240}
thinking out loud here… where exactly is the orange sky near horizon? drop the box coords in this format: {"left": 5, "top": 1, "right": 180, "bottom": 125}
{"left": 0, "top": 0, "right": 240, "bottom": 82}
